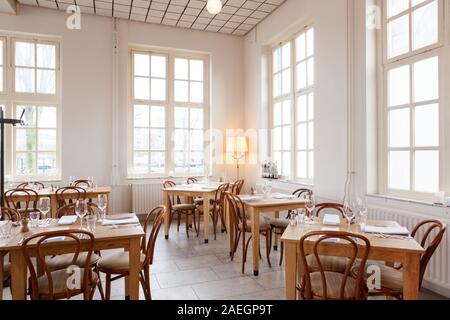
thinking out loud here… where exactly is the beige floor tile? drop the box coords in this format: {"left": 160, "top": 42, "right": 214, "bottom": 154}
{"left": 174, "top": 254, "right": 224, "bottom": 271}
{"left": 156, "top": 267, "right": 219, "bottom": 288}
{"left": 192, "top": 277, "right": 265, "bottom": 300}
{"left": 152, "top": 285, "right": 199, "bottom": 300}
{"left": 253, "top": 270, "right": 285, "bottom": 290}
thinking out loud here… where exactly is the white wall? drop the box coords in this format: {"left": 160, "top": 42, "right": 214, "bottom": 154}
{"left": 243, "top": 0, "right": 349, "bottom": 201}
{"left": 0, "top": 4, "right": 245, "bottom": 212}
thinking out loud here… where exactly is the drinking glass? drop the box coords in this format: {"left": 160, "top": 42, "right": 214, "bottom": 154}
{"left": 97, "top": 194, "right": 107, "bottom": 222}
{"left": 75, "top": 199, "right": 88, "bottom": 228}
{"left": 289, "top": 212, "right": 297, "bottom": 226}
{"left": 87, "top": 176, "right": 94, "bottom": 188}
{"left": 305, "top": 195, "right": 316, "bottom": 224}
{"left": 356, "top": 197, "right": 368, "bottom": 231}
{"left": 86, "top": 214, "right": 97, "bottom": 232}
{"left": 343, "top": 200, "right": 355, "bottom": 229}
{"left": 262, "top": 181, "right": 272, "bottom": 199}
{"left": 0, "top": 221, "right": 12, "bottom": 239}
{"left": 39, "top": 197, "right": 51, "bottom": 227}
{"left": 29, "top": 211, "right": 40, "bottom": 228}
{"left": 69, "top": 175, "right": 75, "bottom": 186}
{"left": 296, "top": 208, "right": 306, "bottom": 225}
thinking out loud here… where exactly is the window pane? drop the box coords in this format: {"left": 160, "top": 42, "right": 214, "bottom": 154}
{"left": 190, "top": 108, "right": 203, "bottom": 129}
{"left": 0, "top": 66, "right": 3, "bottom": 92}
{"left": 37, "top": 107, "right": 57, "bottom": 128}
{"left": 15, "top": 42, "right": 34, "bottom": 67}
{"left": 37, "top": 152, "right": 56, "bottom": 175}
{"left": 273, "top": 73, "right": 281, "bottom": 97}
{"left": 413, "top": 0, "right": 438, "bottom": 51}
{"left": 415, "top": 104, "right": 439, "bottom": 147}
{"left": 307, "top": 28, "right": 314, "bottom": 56}
{"left": 134, "top": 105, "right": 149, "bottom": 127}
{"left": 297, "top": 151, "right": 307, "bottom": 178}
{"left": 37, "top": 69, "right": 56, "bottom": 94}
{"left": 190, "top": 60, "right": 204, "bottom": 81}
{"left": 388, "top": 15, "right": 409, "bottom": 58}
{"left": 282, "top": 152, "right": 291, "bottom": 177}
{"left": 308, "top": 151, "right": 314, "bottom": 179}
{"left": 134, "top": 77, "right": 149, "bottom": 100}
{"left": 134, "top": 54, "right": 150, "bottom": 77}
{"left": 174, "top": 129, "right": 188, "bottom": 151}
{"left": 274, "top": 152, "right": 282, "bottom": 172}
{"left": 296, "top": 61, "right": 307, "bottom": 90}
{"left": 174, "top": 107, "right": 188, "bottom": 128}
{"left": 389, "top": 108, "right": 410, "bottom": 148}
{"left": 388, "top": 0, "right": 409, "bottom": 18}
{"left": 150, "top": 152, "right": 165, "bottom": 173}
{"left": 150, "top": 129, "right": 165, "bottom": 150}
{"left": 273, "top": 103, "right": 282, "bottom": 126}
{"left": 134, "top": 128, "right": 149, "bottom": 150}
{"left": 0, "top": 40, "right": 3, "bottom": 64}
{"left": 189, "top": 152, "right": 204, "bottom": 173}
{"left": 16, "top": 129, "right": 36, "bottom": 151}
{"left": 190, "top": 130, "right": 203, "bottom": 151}
{"left": 175, "top": 80, "right": 189, "bottom": 102}
{"left": 190, "top": 81, "right": 203, "bottom": 103}
{"left": 282, "top": 100, "right": 291, "bottom": 125}
{"left": 282, "top": 69, "right": 291, "bottom": 95}
{"left": 388, "top": 65, "right": 410, "bottom": 106}
{"left": 282, "top": 126, "right": 291, "bottom": 150}
{"left": 38, "top": 129, "right": 56, "bottom": 151}
{"left": 307, "top": 57, "right": 314, "bottom": 86}
{"left": 282, "top": 42, "right": 291, "bottom": 69}
{"left": 16, "top": 152, "right": 36, "bottom": 175}
{"left": 174, "top": 152, "right": 187, "bottom": 172}
{"left": 133, "top": 152, "right": 149, "bottom": 173}
{"left": 389, "top": 151, "right": 410, "bottom": 190}
{"left": 297, "top": 95, "right": 307, "bottom": 122}
{"left": 308, "top": 93, "right": 314, "bottom": 120}
{"left": 175, "top": 58, "right": 188, "bottom": 80}
{"left": 412, "top": 0, "right": 427, "bottom": 6}
{"left": 17, "top": 105, "right": 36, "bottom": 127}
{"left": 150, "top": 106, "right": 165, "bottom": 127}
{"left": 413, "top": 56, "right": 438, "bottom": 103}
{"left": 414, "top": 150, "right": 439, "bottom": 193}
{"left": 296, "top": 33, "right": 306, "bottom": 62}
{"left": 297, "top": 124, "right": 307, "bottom": 150}
{"left": 273, "top": 127, "right": 281, "bottom": 150}
{"left": 15, "top": 68, "right": 35, "bottom": 93}
{"left": 308, "top": 123, "right": 314, "bottom": 149}
{"left": 273, "top": 48, "right": 281, "bottom": 73}
{"left": 37, "top": 44, "right": 56, "bottom": 69}
{"left": 151, "top": 55, "right": 166, "bottom": 78}
{"left": 151, "top": 78, "right": 166, "bottom": 101}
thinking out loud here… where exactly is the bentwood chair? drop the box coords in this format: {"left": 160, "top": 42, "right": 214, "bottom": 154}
{"left": 56, "top": 202, "right": 98, "bottom": 218}
{"left": 187, "top": 177, "right": 199, "bottom": 184}
{"left": 297, "top": 230, "right": 371, "bottom": 300}
{"left": 55, "top": 186, "right": 87, "bottom": 209}
{"left": 96, "top": 206, "right": 165, "bottom": 300}
{"left": 22, "top": 229, "right": 101, "bottom": 300}
{"left": 4, "top": 188, "right": 40, "bottom": 218}
{"left": 231, "top": 179, "right": 245, "bottom": 195}
{"left": 162, "top": 181, "right": 198, "bottom": 238}
{"left": 1, "top": 208, "right": 21, "bottom": 289}
{"left": 315, "top": 202, "right": 347, "bottom": 219}
{"left": 17, "top": 181, "right": 45, "bottom": 190}
{"left": 269, "top": 188, "right": 313, "bottom": 265}
{"left": 355, "top": 219, "right": 446, "bottom": 300}
{"left": 195, "top": 183, "right": 229, "bottom": 240}
{"left": 226, "top": 192, "right": 272, "bottom": 273}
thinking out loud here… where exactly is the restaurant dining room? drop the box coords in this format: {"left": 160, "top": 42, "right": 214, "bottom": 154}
{"left": 0, "top": 0, "right": 449, "bottom": 310}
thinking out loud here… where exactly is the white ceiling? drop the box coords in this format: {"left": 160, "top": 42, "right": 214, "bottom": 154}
{"left": 17, "top": 0, "right": 286, "bottom": 36}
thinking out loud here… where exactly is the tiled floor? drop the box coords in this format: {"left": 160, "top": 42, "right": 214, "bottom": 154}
{"left": 2, "top": 220, "right": 448, "bottom": 300}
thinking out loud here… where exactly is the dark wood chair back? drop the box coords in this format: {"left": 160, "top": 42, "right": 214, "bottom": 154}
{"left": 315, "top": 202, "right": 346, "bottom": 219}
{"left": 1, "top": 207, "right": 21, "bottom": 221}
{"left": 17, "top": 181, "right": 45, "bottom": 190}
{"left": 55, "top": 186, "right": 87, "bottom": 208}
{"left": 56, "top": 203, "right": 98, "bottom": 218}
{"left": 231, "top": 179, "right": 244, "bottom": 195}
{"left": 293, "top": 188, "right": 313, "bottom": 199}
{"left": 212, "top": 183, "right": 230, "bottom": 213}
{"left": 74, "top": 180, "right": 90, "bottom": 188}
{"left": 22, "top": 229, "right": 95, "bottom": 300}
{"left": 187, "top": 177, "right": 198, "bottom": 184}
{"left": 410, "top": 219, "right": 447, "bottom": 288}
{"left": 162, "top": 181, "right": 180, "bottom": 209}
{"left": 225, "top": 192, "right": 247, "bottom": 231}
{"left": 299, "top": 230, "right": 371, "bottom": 300}
{"left": 142, "top": 206, "right": 165, "bottom": 266}
{"left": 4, "top": 188, "right": 40, "bottom": 218}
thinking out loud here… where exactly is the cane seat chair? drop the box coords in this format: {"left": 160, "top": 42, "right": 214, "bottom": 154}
{"left": 16, "top": 181, "right": 45, "bottom": 190}
{"left": 22, "top": 229, "right": 101, "bottom": 300}
{"left": 96, "top": 206, "right": 165, "bottom": 300}
{"left": 353, "top": 219, "right": 446, "bottom": 300}
{"left": 55, "top": 186, "right": 87, "bottom": 209}
{"left": 4, "top": 188, "right": 40, "bottom": 218}
{"left": 231, "top": 179, "right": 245, "bottom": 195}
{"left": 297, "top": 230, "right": 371, "bottom": 300}
{"left": 226, "top": 192, "right": 272, "bottom": 273}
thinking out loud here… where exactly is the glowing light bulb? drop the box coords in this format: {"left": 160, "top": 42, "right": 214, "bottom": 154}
{"left": 206, "top": 0, "right": 222, "bottom": 15}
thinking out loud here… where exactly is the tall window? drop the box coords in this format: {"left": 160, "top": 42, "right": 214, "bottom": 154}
{"left": 382, "top": 0, "right": 442, "bottom": 199}
{"left": 271, "top": 27, "right": 315, "bottom": 183}
{"left": 0, "top": 35, "right": 60, "bottom": 180}
{"left": 130, "top": 49, "right": 209, "bottom": 178}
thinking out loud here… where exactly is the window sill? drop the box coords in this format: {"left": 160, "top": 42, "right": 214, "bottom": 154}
{"left": 367, "top": 193, "right": 446, "bottom": 208}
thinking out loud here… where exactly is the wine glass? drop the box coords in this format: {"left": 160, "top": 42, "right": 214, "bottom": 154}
{"left": 296, "top": 208, "right": 306, "bottom": 225}
{"left": 343, "top": 200, "right": 355, "bottom": 229}
{"left": 262, "top": 181, "right": 272, "bottom": 198}
{"left": 69, "top": 175, "right": 75, "bottom": 186}
{"left": 97, "top": 194, "right": 107, "bottom": 222}
{"left": 305, "top": 195, "right": 316, "bottom": 224}
{"left": 87, "top": 176, "right": 94, "bottom": 188}
{"left": 39, "top": 197, "right": 51, "bottom": 227}
{"left": 356, "top": 197, "right": 368, "bottom": 231}
{"left": 75, "top": 199, "right": 88, "bottom": 228}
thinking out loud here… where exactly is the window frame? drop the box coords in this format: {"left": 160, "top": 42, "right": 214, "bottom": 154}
{"left": 378, "top": 0, "right": 444, "bottom": 202}
{"left": 127, "top": 47, "right": 211, "bottom": 179}
{"left": 269, "top": 25, "right": 315, "bottom": 184}
{"left": 0, "top": 36, "right": 5, "bottom": 94}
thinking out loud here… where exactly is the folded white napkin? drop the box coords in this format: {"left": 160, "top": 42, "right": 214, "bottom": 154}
{"left": 239, "top": 195, "right": 262, "bottom": 202}
{"left": 272, "top": 193, "right": 296, "bottom": 200}
{"left": 101, "top": 216, "right": 139, "bottom": 226}
{"left": 58, "top": 216, "right": 77, "bottom": 225}
{"left": 323, "top": 214, "right": 341, "bottom": 226}
{"left": 362, "top": 225, "right": 410, "bottom": 235}
{"left": 43, "top": 236, "right": 66, "bottom": 243}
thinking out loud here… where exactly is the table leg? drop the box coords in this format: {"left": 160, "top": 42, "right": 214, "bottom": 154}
{"left": 127, "top": 238, "right": 141, "bottom": 300}
{"left": 163, "top": 190, "right": 170, "bottom": 240}
{"left": 105, "top": 193, "right": 110, "bottom": 215}
{"left": 0, "top": 252, "right": 4, "bottom": 300}
{"left": 50, "top": 195, "right": 58, "bottom": 219}
{"left": 186, "top": 196, "right": 193, "bottom": 227}
{"left": 225, "top": 198, "right": 234, "bottom": 256}
{"left": 250, "top": 207, "right": 260, "bottom": 276}
{"left": 403, "top": 253, "right": 421, "bottom": 300}
{"left": 273, "top": 211, "right": 279, "bottom": 250}
{"left": 10, "top": 251, "right": 27, "bottom": 300}
{"left": 284, "top": 242, "right": 297, "bottom": 300}
{"left": 203, "top": 194, "right": 210, "bottom": 243}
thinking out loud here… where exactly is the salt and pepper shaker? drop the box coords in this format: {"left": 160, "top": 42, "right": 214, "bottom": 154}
{"left": 20, "top": 218, "right": 30, "bottom": 233}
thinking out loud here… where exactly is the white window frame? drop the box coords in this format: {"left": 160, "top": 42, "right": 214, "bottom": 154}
{"left": 378, "top": 0, "right": 445, "bottom": 202}
{"left": 0, "top": 37, "right": 5, "bottom": 94}
{"left": 269, "top": 25, "right": 315, "bottom": 184}
{"left": 127, "top": 47, "right": 211, "bottom": 179}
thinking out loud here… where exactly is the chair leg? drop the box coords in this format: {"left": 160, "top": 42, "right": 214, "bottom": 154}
{"left": 243, "top": 234, "right": 252, "bottom": 274}
{"left": 265, "top": 231, "right": 272, "bottom": 268}
{"left": 231, "top": 231, "right": 241, "bottom": 261}
{"left": 185, "top": 213, "right": 190, "bottom": 239}
{"left": 279, "top": 241, "right": 284, "bottom": 266}
{"left": 219, "top": 208, "right": 227, "bottom": 233}
{"left": 95, "top": 268, "right": 105, "bottom": 300}
{"left": 196, "top": 212, "right": 201, "bottom": 237}
{"left": 212, "top": 212, "right": 217, "bottom": 241}
{"left": 105, "top": 273, "right": 112, "bottom": 300}
{"left": 192, "top": 210, "right": 198, "bottom": 235}
{"left": 177, "top": 212, "right": 181, "bottom": 232}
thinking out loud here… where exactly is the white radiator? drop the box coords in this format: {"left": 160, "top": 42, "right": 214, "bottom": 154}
{"left": 131, "top": 183, "right": 163, "bottom": 215}
{"left": 368, "top": 205, "right": 450, "bottom": 297}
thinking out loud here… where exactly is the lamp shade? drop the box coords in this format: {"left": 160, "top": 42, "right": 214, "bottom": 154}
{"left": 226, "top": 136, "right": 248, "bottom": 154}
{"left": 207, "top": 0, "right": 222, "bottom": 15}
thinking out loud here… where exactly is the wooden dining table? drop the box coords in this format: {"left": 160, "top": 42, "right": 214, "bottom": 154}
{"left": 0, "top": 214, "right": 144, "bottom": 300}
{"left": 5, "top": 186, "right": 111, "bottom": 218}
{"left": 162, "top": 182, "right": 224, "bottom": 243}
{"left": 281, "top": 219, "right": 425, "bottom": 300}
{"left": 225, "top": 194, "right": 307, "bottom": 276}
